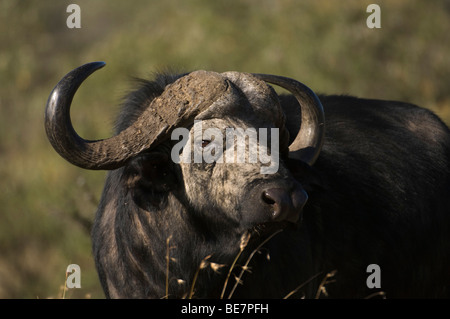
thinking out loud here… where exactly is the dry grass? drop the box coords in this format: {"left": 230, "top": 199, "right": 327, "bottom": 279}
{"left": 169, "top": 229, "right": 339, "bottom": 299}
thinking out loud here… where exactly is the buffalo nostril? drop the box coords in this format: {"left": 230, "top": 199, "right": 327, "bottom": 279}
{"left": 262, "top": 188, "right": 291, "bottom": 221}
{"left": 262, "top": 190, "right": 276, "bottom": 205}
{"left": 261, "top": 187, "right": 307, "bottom": 223}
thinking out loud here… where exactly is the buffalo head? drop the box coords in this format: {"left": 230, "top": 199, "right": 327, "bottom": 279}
{"left": 45, "top": 62, "right": 325, "bottom": 297}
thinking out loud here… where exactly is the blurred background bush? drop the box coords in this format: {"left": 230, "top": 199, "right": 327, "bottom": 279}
{"left": 0, "top": 0, "right": 449, "bottom": 298}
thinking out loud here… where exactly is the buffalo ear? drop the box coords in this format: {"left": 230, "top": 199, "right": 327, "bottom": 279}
{"left": 125, "top": 151, "right": 177, "bottom": 209}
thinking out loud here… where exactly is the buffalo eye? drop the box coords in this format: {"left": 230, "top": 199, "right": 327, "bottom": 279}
{"left": 201, "top": 140, "right": 211, "bottom": 148}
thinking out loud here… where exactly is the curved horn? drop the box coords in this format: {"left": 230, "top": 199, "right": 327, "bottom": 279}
{"left": 45, "top": 62, "right": 230, "bottom": 170}
{"left": 252, "top": 74, "right": 325, "bottom": 166}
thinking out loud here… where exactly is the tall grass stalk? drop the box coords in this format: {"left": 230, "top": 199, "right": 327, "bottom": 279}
{"left": 314, "top": 270, "right": 337, "bottom": 299}
{"left": 164, "top": 236, "right": 173, "bottom": 299}
{"left": 283, "top": 271, "right": 324, "bottom": 299}
{"left": 227, "top": 229, "right": 283, "bottom": 299}
{"left": 188, "top": 255, "right": 211, "bottom": 299}
{"left": 220, "top": 232, "right": 251, "bottom": 299}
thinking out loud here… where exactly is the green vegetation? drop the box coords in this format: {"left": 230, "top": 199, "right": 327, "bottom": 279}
{"left": 0, "top": 0, "right": 449, "bottom": 298}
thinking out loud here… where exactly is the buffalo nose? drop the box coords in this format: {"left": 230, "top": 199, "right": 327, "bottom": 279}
{"left": 261, "top": 187, "right": 307, "bottom": 223}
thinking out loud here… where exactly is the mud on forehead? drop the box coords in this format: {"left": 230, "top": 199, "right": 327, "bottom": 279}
{"left": 192, "top": 71, "right": 286, "bottom": 129}
{"left": 221, "top": 71, "right": 285, "bottom": 124}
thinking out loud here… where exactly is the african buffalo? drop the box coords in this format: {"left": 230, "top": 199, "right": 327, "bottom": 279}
{"left": 45, "top": 62, "right": 450, "bottom": 298}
